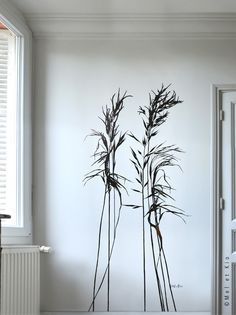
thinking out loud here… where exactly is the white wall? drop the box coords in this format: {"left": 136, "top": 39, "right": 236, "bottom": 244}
{"left": 33, "top": 38, "right": 236, "bottom": 312}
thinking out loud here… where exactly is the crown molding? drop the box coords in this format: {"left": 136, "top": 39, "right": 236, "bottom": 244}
{"left": 33, "top": 32, "right": 236, "bottom": 41}
{"left": 0, "top": 0, "right": 31, "bottom": 35}
{"left": 25, "top": 12, "right": 236, "bottom": 21}
{"left": 24, "top": 13, "right": 236, "bottom": 40}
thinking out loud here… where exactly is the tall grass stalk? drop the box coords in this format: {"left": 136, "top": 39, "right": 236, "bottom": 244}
{"left": 84, "top": 91, "right": 131, "bottom": 311}
{"left": 128, "top": 84, "right": 186, "bottom": 311}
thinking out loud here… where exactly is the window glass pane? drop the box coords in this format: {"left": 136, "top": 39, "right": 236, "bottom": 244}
{"left": 0, "top": 22, "right": 17, "bottom": 227}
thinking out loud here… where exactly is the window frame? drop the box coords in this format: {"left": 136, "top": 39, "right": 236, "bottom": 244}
{"left": 0, "top": 0, "right": 32, "bottom": 244}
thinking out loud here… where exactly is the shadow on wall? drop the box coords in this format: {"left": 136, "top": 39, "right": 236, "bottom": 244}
{"left": 40, "top": 255, "right": 90, "bottom": 311}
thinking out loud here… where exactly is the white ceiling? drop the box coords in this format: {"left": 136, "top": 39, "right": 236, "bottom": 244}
{"left": 4, "top": 0, "right": 236, "bottom": 40}
{"left": 8, "top": 0, "right": 236, "bottom": 15}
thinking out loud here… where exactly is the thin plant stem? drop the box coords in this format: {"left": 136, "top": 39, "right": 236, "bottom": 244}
{"left": 156, "top": 235, "right": 169, "bottom": 311}
{"left": 142, "top": 203, "right": 146, "bottom": 311}
{"left": 162, "top": 247, "right": 177, "bottom": 311}
{"left": 153, "top": 206, "right": 169, "bottom": 311}
{"left": 88, "top": 202, "right": 122, "bottom": 311}
{"left": 112, "top": 150, "right": 116, "bottom": 239}
{"left": 150, "top": 225, "right": 165, "bottom": 311}
{"left": 107, "top": 188, "right": 111, "bottom": 311}
{"left": 147, "top": 142, "right": 165, "bottom": 311}
{"left": 92, "top": 189, "right": 107, "bottom": 311}
{"left": 141, "top": 147, "right": 147, "bottom": 311}
{"left": 147, "top": 133, "right": 168, "bottom": 312}
{"left": 113, "top": 190, "right": 116, "bottom": 239}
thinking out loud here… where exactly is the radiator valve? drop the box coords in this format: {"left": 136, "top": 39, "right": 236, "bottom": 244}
{"left": 40, "top": 246, "right": 52, "bottom": 253}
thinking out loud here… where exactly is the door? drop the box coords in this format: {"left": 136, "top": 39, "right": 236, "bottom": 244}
{"left": 219, "top": 90, "right": 236, "bottom": 315}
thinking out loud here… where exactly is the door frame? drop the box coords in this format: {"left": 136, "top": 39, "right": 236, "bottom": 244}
{"left": 212, "top": 84, "right": 236, "bottom": 315}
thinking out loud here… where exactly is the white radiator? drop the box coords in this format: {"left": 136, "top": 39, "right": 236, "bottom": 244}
{"left": 1, "top": 245, "right": 40, "bottom": 315}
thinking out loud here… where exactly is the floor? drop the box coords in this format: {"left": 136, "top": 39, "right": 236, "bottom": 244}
{"left": 41, "top": 312, "right": 211, "bottom": 315}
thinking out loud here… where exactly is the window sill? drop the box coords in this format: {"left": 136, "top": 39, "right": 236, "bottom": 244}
{"left": 2, "top": 234, "right": 32, "bottom": 245}
{"left": 2, "top": 226, "right": 32, "bottom": 245}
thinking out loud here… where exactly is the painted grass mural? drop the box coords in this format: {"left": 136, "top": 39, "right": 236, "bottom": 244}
{"left": 84, "top": 91, "right": 131, "bottom": 311}
{"left": 85, "top": 85, "right": 186, "bottom": 312}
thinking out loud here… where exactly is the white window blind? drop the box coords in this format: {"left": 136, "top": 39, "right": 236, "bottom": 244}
{"left": 0, "top": 29, "right": 17, "bottom": 227}
{"left": 0, "top": 3, "right": 32, "bottom": 243}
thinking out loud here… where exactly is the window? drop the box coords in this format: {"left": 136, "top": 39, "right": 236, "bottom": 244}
{"left": 0, "top": 23, "right": 17, "bottom": 227}
{"left": 0, "top": 2, "right": 32, "bottom": 244}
